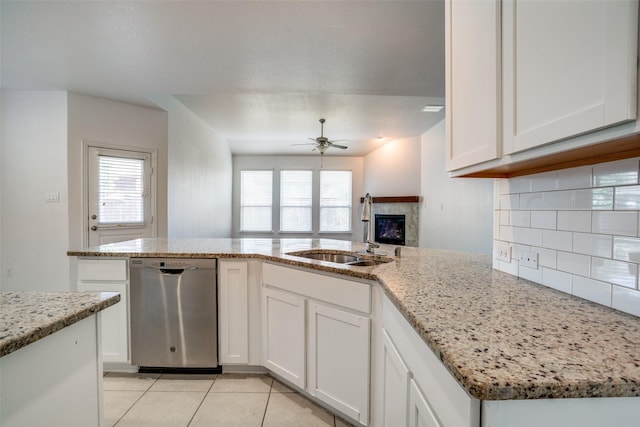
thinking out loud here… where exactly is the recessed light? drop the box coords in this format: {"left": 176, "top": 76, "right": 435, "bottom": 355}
{"left": 421, "top": 105, "right": 444, "bottom": 112}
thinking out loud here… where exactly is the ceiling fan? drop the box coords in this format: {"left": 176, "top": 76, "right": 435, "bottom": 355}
{"left": 293, "top": 118, "right": 348, "bottom": 155}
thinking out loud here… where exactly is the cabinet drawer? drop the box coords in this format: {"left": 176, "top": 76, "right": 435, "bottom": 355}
{"left": 263, "top": 263, "right": 371, "bottom": 313}
{"left": 78, "top": 259, "right": 127, "bottom": 281}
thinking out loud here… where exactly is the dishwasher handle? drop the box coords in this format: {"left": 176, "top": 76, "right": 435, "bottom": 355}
{"left": 144, "top": 265, "right": 197, "bottom": 275}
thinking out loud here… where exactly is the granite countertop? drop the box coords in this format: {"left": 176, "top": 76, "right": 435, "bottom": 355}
{"left": 0, "top": 291, "right": 121, "bottom": 357}
{"left": 68, "top": 238, "right": 640, "bottom": 401}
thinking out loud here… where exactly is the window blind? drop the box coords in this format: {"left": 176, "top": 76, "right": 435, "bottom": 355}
{"left": 98, "top": 155, "right": 145, "bottom": 224}
{"left": 320, "top": 170, "right": 352, "bottom": 232}
{"left": 280, "top": 170, "right": 313, "bottom": 232}
{"left": 241, "top": 170, "right": 273, "bottom": 231}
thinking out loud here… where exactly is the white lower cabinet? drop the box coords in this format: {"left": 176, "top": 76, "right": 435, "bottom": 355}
{"left": 380, "top": 295, "right": 480, "bottom": 427}
{"left": 408, "top": 379, "right": 442, "bottom": 427}
{"left": 380, "top": 329, "right": 411, "bottom": 427}
{"left": 218, "top": 261, "right": 249, "bottom": 364}
{"left": 262, "top": 287, "right": 306, "bottom": 388}
{"left": 77, "top": 258, "right": 129, "bottom": 364}
{"left": 262, "top": 262, "right": 372, "bottom": 425}
{"left": 308, "top": 302, "right": 370, "bottom": 425}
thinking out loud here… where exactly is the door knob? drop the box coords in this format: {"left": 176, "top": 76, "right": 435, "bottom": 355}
{"left": 91, "top": 226, "right": 98, "bottom": 231}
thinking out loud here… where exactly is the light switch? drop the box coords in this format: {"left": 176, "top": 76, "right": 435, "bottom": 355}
{"left": 46, "top": 192, "right": 60, "bottom": 203}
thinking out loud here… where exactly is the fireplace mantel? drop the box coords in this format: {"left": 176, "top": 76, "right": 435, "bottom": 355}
{"left": 358, "top": 196, "right": 420, "bottom": 204}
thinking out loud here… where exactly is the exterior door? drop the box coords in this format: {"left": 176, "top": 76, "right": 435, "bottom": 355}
{"left": 86, "top": 145, "right": 154, "bottom": 247}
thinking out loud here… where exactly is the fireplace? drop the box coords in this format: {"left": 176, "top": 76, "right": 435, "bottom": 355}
{"left": 375, "top": 214, "right": 406, "bottom": 246}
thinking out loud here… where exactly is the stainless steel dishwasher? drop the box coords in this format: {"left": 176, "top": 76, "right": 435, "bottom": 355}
{"left": 130, "top": 258, "right": 218, "bottom": 369}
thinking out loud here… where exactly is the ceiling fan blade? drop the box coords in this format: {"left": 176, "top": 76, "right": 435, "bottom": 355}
{"left": 328, "top": 139, "right": 349, "bottom": 144}
{"left": 328, "top": 142, "right": 348, "bottom": 149}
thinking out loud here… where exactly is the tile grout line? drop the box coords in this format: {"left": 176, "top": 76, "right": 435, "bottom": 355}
{"left": 260, "top": 379, "right": 274, "bottom": 427}
{"left": 185, "top": 374, "right": 218, "bottom": 426}
{"left": 111, "top": 374, "right": 159, "bottom": 427}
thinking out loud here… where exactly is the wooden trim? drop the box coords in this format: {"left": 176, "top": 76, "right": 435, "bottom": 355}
{"left": 358, "top": 196, "right": 420, "bottom": 204}
{"left": 455, "top": 133, "right": 640, "bottom": 178}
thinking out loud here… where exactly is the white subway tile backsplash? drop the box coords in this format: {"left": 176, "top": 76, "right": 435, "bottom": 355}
{"left": 507, "top": 177, "right": 532, "bottom": 194}
{"left": 572, "top": 276, "right": 612, "bottom": 306}
{"left": 557, "top": 252, "right": 591, "bottom": 276}
{"left": 572, "top": 233, "right": 612, "bottom": 258}
{"left": 592, "top": 211, "right": 638, "bottom": 236}
{"left": 542, "top": 190, "right": 573, "bottom": 210}
{"left": 593, "top": 158, "right": 639, "bottom": 187}
{"left": 591, "top": 258, "right": 637, "bottom": 289}
{"left": 615, "top": 185, "right": 640, "bottom": 210}
{"left": 573, "top": 188, "right": 614, "bottom": 210}
{"left": 542, "top": 230, "right": 573, "bottom": 251}
{"left": 612, "top": 286, "right": 640, "bottom": 317}
{"left": 557, "top": 166, "right": 592, "bottom": 190}
{"left": 494, "top": 157, "right": 640, "bottom": 317}
{"left": 531, "top": 211, "right": 556, "bottom": 229}
{"left": 515, "top": 227, "right": 543, "bottom": 247}
{"left": 557, "top": 211, "right": 591, "bottom": 232}
{"left": 520, "top": 192, "right": 543, "bottom": 210}
{"left": 519, "top": 265, "right": 543, "bottom": 283}
{"left": 499, "top": 210, "right": 510, "bottom": 226}
{"left": 530, "top": 172, "right": 558, "bottom": 192}
{"left": 542, "top": 268, "right": 572, "bottom": 293}
{"left": 500, "top": 194, "right": 520, "bottom": 210}
{"left": 536, "top": 247, "right": 557, "bottom": 269}
{"left": 499, "top": 225, "right": 515, "bottom": 241}
{"left": 511, "top": 211, "right": 531, "bottom": 227}
{"left": 613, "top": 236, "right": 640, "bottom": 263}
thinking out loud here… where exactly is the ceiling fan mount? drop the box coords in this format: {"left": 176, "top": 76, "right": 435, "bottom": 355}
{"left": 292, "top": 118, "right": 348, "bottom": 155}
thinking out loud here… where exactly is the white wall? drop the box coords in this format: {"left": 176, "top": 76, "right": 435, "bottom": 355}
{"left": 363, "top": 136, "right": 421, "bottom": 196}
{"left": 1, "top": 91, "right": 70, "bottom": 291}
{"left": 166, "top": 97, "right": 233, "bottom": 237}
{"left": 494, "top": 158, "right": 640, "bottom": 318}
{"left": 232, "top": 155, "right": 364, "bottom": 241}
{"left": 419, "top": 120, "right": 493, "bottom": 253}
{"left": 67, "top": 93, "right": 169, "bottom": 249}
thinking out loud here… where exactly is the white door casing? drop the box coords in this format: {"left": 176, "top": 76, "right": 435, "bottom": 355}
{"left": 85, "top": 143, "right": 156, "bottom": 247}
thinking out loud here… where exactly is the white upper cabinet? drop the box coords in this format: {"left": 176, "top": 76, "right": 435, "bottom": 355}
{"left": 502, "top": 0, "right": 638, "bottom": 154}
{"left": 446, "top": 0, "right": 639, "bottom": 175}
{"left": 445, "top": 0, "right": 501, "bottom": 171}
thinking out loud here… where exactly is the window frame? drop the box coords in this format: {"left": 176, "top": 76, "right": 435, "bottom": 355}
{"left": 280, "top": 170, "right": 313, "bottom": 233}
{"left": 319, "top": 170, "right": 353, "bottom": 233}
{"left": 240, "top": 170, "right": 274, "bottom": 233}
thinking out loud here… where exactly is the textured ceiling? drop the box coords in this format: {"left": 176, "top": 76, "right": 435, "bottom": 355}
{"left": 1, "top": 1, "right": 445, "bottom": 156}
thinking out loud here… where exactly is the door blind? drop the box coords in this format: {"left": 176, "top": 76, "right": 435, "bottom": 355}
{"left": 98, "top": 155, "right": 145, "bottom": 224}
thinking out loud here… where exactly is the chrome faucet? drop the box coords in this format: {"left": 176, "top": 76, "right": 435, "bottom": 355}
{"left": 361, "top": 193, "right": 380, "bottom": 253}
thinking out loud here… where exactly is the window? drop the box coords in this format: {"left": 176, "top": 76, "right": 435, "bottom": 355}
{"left": 280, "top": 170, "right": 313, "bottom": 232}
{"left": 320, "top": 170, "right": 352, "bottom": 232}
{"left": 240, "top": 170, "right": 273, "bottom": 231}
{"left": 97, "top": 155, "right": 145, "bottom": 224}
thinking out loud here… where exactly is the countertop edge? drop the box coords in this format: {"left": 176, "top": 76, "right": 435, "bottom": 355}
{"left": 0, "top": 292, "right": 121, "bottom": 358}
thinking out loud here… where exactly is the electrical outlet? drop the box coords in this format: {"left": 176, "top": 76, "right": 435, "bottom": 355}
{"left": 495, "top": 241, "right": 511, "bottom": 262}
{"left": 520, "top": 251, "right": 539, "bottom": 269}
{"left": 46, "top": 192, "right": 60, "bottom": 203}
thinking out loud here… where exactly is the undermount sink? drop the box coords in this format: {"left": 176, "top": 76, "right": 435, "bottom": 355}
{"left": 291, "top": 252, "right": 360, "bottom": 264}
{"left": 287, "top": 250, "right": 393, "bottom": 267}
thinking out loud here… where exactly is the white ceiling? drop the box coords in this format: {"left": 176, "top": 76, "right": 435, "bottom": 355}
{"left": 1, "top": 0, "right": 445, "bottom": 156}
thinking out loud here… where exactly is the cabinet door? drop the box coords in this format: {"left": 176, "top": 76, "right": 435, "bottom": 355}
{"left": 445, "top": 0, "right": 501, "bottom": 171}
{"left": 503, "top": 0, "right": 638, "bottom": 154}
{"left": 78, "top": 281, "right": 129, "bottom": 363}
{"left": 381, "top": 329, "right": 411, "bottom": 427}
{"left": 408, "top": 379, "right": 442, "bottom": 427}
{"left": 262, "top": 287, "right": 306, "bottom": 388}
{"left": 308, "top": 302, "right": 370, "bottom": 425}
{"left": 218, "top": 261, "right": 249, "bottom": 364}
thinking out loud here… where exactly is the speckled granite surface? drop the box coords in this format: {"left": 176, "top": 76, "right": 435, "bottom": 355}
{"left": 0, "top": 291, "right": 120, "bottom": 357}
{"left": 69, "top": 238, "right": 640, "bottom": 401}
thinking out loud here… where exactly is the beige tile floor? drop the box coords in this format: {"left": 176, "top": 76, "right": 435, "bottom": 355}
{"left": 104, "top": 372, "right": 354, "bottom": 427}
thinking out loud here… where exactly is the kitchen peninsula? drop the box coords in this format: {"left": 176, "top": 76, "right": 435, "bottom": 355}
{"left": 69, "top": 238, "right": 640, "bottom": 426}
{"left": 0, "top": 291, "right": 120, "bottom": 426}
